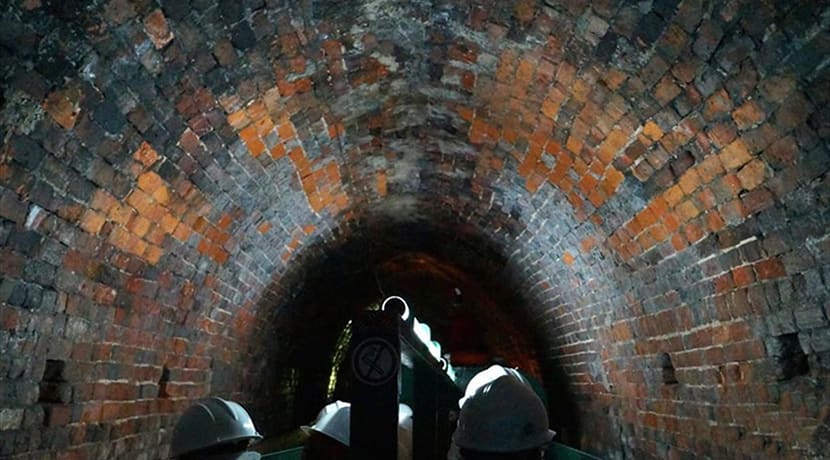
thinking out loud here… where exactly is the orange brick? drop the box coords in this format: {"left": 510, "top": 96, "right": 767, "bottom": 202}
{"left": 586, "top": 160, "right": 603, "bottom": 178}
{"left": 684, "top": 221, "right": 704, "bottom": 243}
{"left": 578, "top": 174, "right": 599, "bottom": 195}
{"left": 598, "top": 129, "right": 629, "bottom": 164}
{"left": 144, "top": 245, "right": 164, "bottom": 265}
{"left": 257, "top": 222, "right": 272, "bottom": 234}
{"left": 108, "top": 226, "right": 129, "bottom": 250}
{"left": 638, "top": 229, "right": 657, "bottom": 250}
{"left": 109, "top": 204, "right": 135, "bottom": 226}
{"left": 218, "top": 213, "right": 233, "bottom": 230}
{"left": 580, "top": 237, "right": 596, "bottom": 253}
{"left": 697, "top": 188, "right": 718, "bottom": 209}
{"left": 151, "top": 185, "right": 171, "bottom": 205}
{"left": 663, "top": 211, "right": 681, "bottom": 233}
{"left": 127, "top": 238, "right": 148, "bottom": 258}
{"left": 137, "top": 172, "right": 164, "bottom": 193}
{"left": 227, "top": 110, "right": 250, "bottom": 130}
{"left": 144, "top": 203, "right": 167, "bottom": 222}
{"left": 277, "top": 123, "right": 296, "bottom": 140}
{"left": 654, "top": 75, "right": 681, "bottom": 106}
{"left": 649, "top": 223, "right": 669, "bottom": 242}
{"left": 601, "top": 168, "right": 625, "bottom": 195}
{"left": 197, "top": 238, "right": 211, "bottom": 255}
{"left": 289, "top": 148, "right": 309, "bottom": 173}
{"left": 678, "top": 169, "right": 702, "bottom": 194}
{"left": 211, "top": 247, "right": 229, "bottom": 265}
{"left": 172, "top": 222, "right": 192, "bottom": 242}
{"left": 650, "top": 196, "right": 670, "bottom": 219}
{"left": 246, "top": 101, "right": 268, "bottom": 122}
{"left": 732, "top": 265, "right": 755, "bottom": 287}
{"left": 703, "top": 88, "right": 733, "bottom": 120}
{"left": 90, "top": 190, "right": 117, "bottom": 213}
{"left": 566, "top": 135, "right": 583, "bottom": 154}
{"left": 635, "top": 207, "right": 657, "bottom": 229}
{"left": 732, "top": 100, "right": 766, "bottom": 130}
{"left": 333, "top": 193, "right": 349, "bottom": 210}
{"left": 697, "top": 155, "right": 725, "bottom": 183}
{"left": 239, "top": 125, "right": 265, "bottom": 157}
{"left": 562, "top": 251, "right": 575, "bottom": 265}
{"left": 79, "top": 210, "right": 106, "bottom": 234}
{"left": 719, "top": 139, "right": 752, "bottom": 170}
{"left": 705, "top": 210, "right": 726, "bottom": 232}
{"left": 708, "top": 122, "right": 737, "bottom": 148}
{"left": 544, "top": 141, "right": 561, "bottom": 155}
{"left": 270, "top": 143, "right": 286, "bottom": 159}
{"left": 664, "top": 185, "right": 685, "bottom": 207}
{"left": 143, "top": 9, "right": 174, "bottom": 49}
{"left": 128, "top": 215, "right": 152, "bottom": 237}
{"left": 587, "top": 188, "right": 605, "bottom": 207}
{"left": 145, "top": 226, "right": 166, "bottom": 245}
{"left": 671, "top": 233, "right": 687, "bottom": 251}
{"left": 469, "top": 118, "right": 496, "bottom": 144}
{"left": 325, "top": 162, "right": 341, "bottom": 183}
{"left": 159, "top": 213, "right": 179, "bottom": 234}
{"left": 676, "top": 200, "right": 701, "bottom": 221}
{"left": 307, "top": 192, "right": 323, "bottom": 212}
{"left": 736, "top": 159, "right": 767, "bottom": 191}
{"left": 126, "top": 189, "right": 155, "bottom": 215}
{"left": 133, "top": 142, "right": 160, "bottom": 168}
{"left": 541, "top": 97, "right": 561, "bottom": 119}
{"left": 642, "top": 120, "right": 664, "bottom": 141}
{"left": 254, "top": 116, "right": 275, "bottom": 136}
{"left": 457, "top": 106, "right": 474, "bottom": 122}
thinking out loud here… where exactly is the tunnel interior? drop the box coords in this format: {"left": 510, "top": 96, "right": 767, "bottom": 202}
{"left": 0, "top": 0, "right": 829, "bottom": 459}
{"left": 235, "top": 217, "right": 579, "bottom": 445}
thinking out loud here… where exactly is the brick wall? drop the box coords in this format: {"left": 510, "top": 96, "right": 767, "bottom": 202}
{"left": 0, "top": 0, "right": 828, "bottom": 459}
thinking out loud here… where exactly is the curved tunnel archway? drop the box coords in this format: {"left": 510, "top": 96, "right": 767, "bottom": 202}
{"left": 235, "top": 216, "right": 575, "bottom": 439}
{"left": 0, "top": 0, "right": 828, "bottom": 459}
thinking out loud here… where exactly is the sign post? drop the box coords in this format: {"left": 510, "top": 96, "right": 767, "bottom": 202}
{"left": 350, "top": 310, "right": 400, "bottom": 460}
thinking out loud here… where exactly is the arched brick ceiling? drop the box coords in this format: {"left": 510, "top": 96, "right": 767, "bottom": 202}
{"left": 0, "top": 0, "right": 828, "bottom": 458}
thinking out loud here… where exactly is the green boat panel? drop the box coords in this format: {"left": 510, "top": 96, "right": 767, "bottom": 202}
{"left": 260, "top": 446, "right": 304, "bottom": 460}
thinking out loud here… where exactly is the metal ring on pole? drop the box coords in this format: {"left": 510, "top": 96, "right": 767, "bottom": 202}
{"left": 381, "top": 296, "right": 410, "bottom": 321}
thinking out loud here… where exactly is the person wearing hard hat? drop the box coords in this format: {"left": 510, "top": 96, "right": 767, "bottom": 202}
{"left": 301, "top": 401, "right": 350, "bottom": 460}
{"left": 450, "top": 366, "right": 555, "bottom": 460}
{"left": 170, "top": 397, "right": 263, "bottom": 460}
{"left": 301, "top": 400, "right": 413, "bottom": 460}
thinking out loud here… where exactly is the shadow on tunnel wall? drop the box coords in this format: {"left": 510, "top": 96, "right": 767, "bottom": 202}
{"left": 538, "top": 354, "right": 583, "bottom": 448}
{"left": 232, "top": 215, "right": 583, "bottom": 445}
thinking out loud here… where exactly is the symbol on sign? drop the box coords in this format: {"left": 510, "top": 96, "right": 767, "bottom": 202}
{"left": 352, "top": 338, "right": 398, "bottom": 386}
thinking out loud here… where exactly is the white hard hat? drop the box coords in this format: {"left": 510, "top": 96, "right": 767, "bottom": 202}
{"left": 303, "top": 401, "right": 414, "bottom": 450}
{"left": 302, "top": 401, "right": 351, "bottom": 446}
{"left": 398, "top": 404, "right": 413, "bottom": 460}
{"left": 458, "top": 365, "right": 528, "bottom": 409}
{"left": 171, "top": 397, "right": 262, "bottom": 459}
{"left": 454, "top": 375, "right": 555, "bottom": 452}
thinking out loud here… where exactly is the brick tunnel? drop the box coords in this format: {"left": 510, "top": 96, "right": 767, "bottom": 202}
{"left": 0, "top": 0, "right": 829, "bottom": 458}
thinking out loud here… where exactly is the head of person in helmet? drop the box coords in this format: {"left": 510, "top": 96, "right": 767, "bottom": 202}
{"left": 170, "top": 397, "right": 263, "bottom": 460}
{"left": 301, "top": 401, "right": 350, "bottom": 460}
{"left": 301, "top": 400, "right": 413, "bottom": 460}
{"left": 454, "top": 374, "right": 555, "bottom": 459}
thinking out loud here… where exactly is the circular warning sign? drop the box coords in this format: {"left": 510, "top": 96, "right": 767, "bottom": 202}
{"left": 352, "top": 338, "right": 398, "bottom": 386}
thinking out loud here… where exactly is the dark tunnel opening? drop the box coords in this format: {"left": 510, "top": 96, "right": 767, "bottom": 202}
{"left": 236, "top": 216, "right": 583, "bottom": 449}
